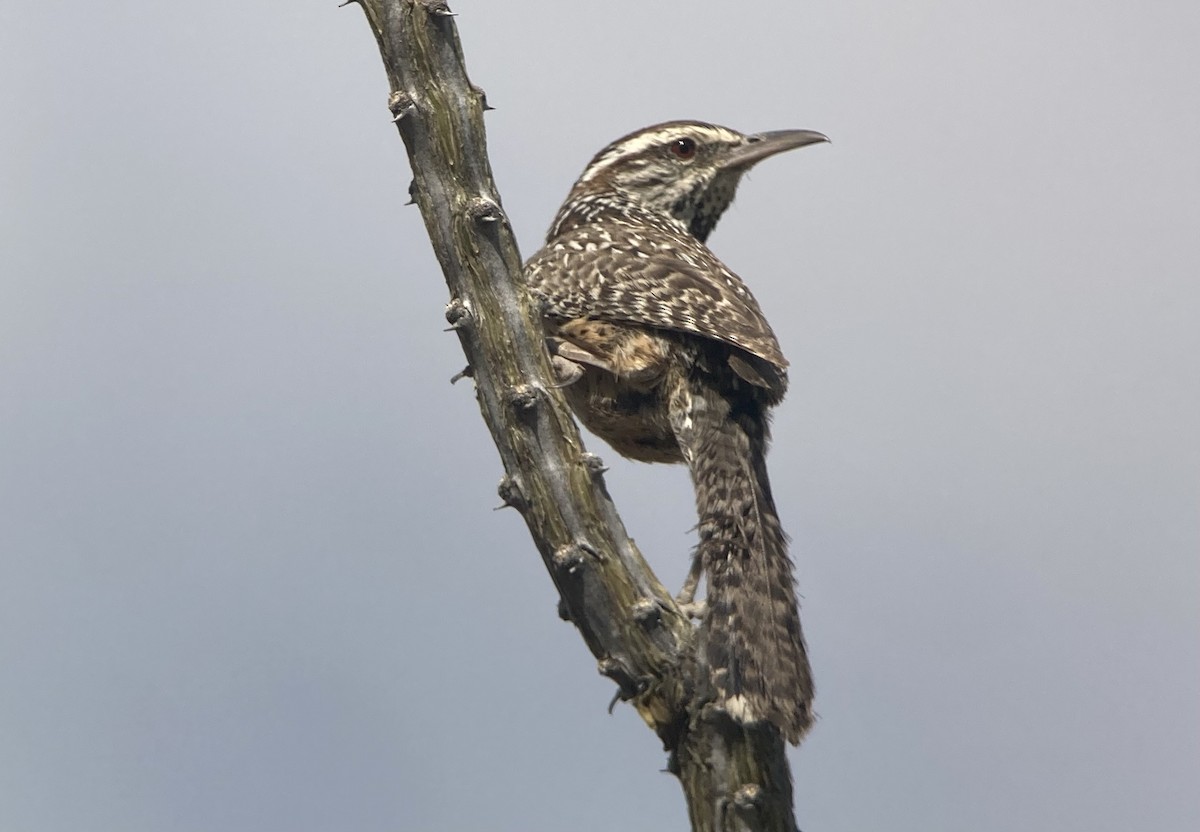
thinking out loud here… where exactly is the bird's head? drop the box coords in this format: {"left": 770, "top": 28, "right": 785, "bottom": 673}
{"left": 557, "top": 120, "right": 828, "bottom": 242}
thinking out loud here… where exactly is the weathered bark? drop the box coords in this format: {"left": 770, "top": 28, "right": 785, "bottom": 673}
{"left": 347, "top": 2, "right": 798, "bottom": 829}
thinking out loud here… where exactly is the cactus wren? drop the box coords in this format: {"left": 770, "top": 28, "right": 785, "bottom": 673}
{"left": 525, "top": 120, "right": 827, "bottom": 743}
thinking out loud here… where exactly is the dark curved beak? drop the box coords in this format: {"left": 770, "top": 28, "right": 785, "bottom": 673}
{"left": 723, "top": 129, "right": 830, "bottom": 170}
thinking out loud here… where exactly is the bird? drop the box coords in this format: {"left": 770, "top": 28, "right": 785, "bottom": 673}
{"left": 524, "top": 120, "right": 827, "bottom": 744}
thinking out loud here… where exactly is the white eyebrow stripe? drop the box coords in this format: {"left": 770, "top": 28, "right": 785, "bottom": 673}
{"left": 579, "top": 133, "right": 664, "bottom": 182}
{"left": 577, "top": 125, "right": 740, "bottom": 183}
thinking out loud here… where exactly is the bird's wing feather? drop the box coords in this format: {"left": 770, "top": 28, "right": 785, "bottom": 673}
{"left": 526, "top": 222, "right": 788, "bottom": 379}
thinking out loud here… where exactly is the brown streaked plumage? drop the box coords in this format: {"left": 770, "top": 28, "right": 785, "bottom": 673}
{"left": 525, "top": 120, "right": 827, "bottom": 743}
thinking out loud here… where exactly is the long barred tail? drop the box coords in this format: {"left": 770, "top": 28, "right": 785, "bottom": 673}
{"left": 674, "top": 376, "right": 814, "bottom": 744}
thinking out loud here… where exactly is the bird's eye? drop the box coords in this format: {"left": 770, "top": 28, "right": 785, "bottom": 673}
{"left": 669, "top": 137, "right": 698, "bottom": 160}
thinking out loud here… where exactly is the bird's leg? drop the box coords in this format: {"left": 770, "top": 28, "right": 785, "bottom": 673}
{"left": 675, "top": 551, "right": 706, "bottom": 619}
{"left": 546, "top": 336, "right": 610, "bottom": 387}
{"left": 549, "top": 354, "right": 585, "bottom": 387}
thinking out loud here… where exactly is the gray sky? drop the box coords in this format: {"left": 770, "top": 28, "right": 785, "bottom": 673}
{"left": 2, "top": 2, "right": 1197, "bottom": 830}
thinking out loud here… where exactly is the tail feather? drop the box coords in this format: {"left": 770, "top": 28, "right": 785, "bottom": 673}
{"left": 672, "top": 375, "right": 814, "bottom": 743}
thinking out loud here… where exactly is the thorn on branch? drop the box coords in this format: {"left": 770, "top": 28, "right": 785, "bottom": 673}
{"left": 723, "top": 783, "right": 765, "bottom": 827}
{"left": 607, "top": 689, "right": 622, "bottom": 715}
{"left": 551, "top": 541, "right": 601, "bottom": 575}
{"left": 387, "top": 90, "right": 415, "bottom": 123}
{"left": 631, "top": 598, "right": 664, "bottom": 630}
{"left": 557, "top": 599, "right": 572, "bottom": 622}
{"left": 467, "top": 196, "right": 503, "bottom": 226}
{"left": 580, "top": 452, "right": 608, "bottom": 477}
{"left": 506, "top": 384, "right": 539, "bottom": 419}
{"left": 444, "top": 297, "right": 472, "bottom": 330}
{"left": 732, "top": 784, "right": 763, "bottom": 811}
{"left": 552, "top": 544, "right": 585, "bottom": 574}
{"left": 449, "top": 364, "right": 473, "bottom": 384}
{"left": 597, "top": 657, "right": 644, "bottom": 708}
{"left": 496, "top": 475, "right": 528, "bottom": 512}
{"left": 471, "top": 85, "right": 494, "bottom": 112}
{"left": 419, "top": 0, "right": 456, "bottom": 17}
{"left": 337, "top": 0, "right": 361, "bottom": 7}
